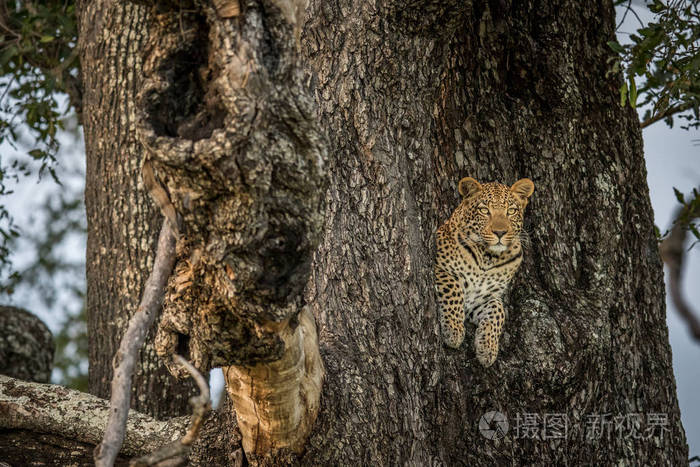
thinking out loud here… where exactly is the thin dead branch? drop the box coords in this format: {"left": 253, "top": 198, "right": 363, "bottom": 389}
{"left": 660, "top": 205, "right": 700, "bottom": 341}
{"left": 94, "top": 222, "right": 178, "bottom": 467}
{"left": 129, "top": 355, "right": 211, "bottom": 467}
{"left": 640, "top": 102, "right": 694, "bottom": 129}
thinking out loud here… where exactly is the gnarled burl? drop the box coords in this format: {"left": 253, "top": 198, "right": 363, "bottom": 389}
{"left": 134, "top": 0, "right": 325, "bottom": 458}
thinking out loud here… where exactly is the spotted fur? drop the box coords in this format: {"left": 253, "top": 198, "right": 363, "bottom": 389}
{"left": 435, "top": 177, "right": 534, "bottom": 367}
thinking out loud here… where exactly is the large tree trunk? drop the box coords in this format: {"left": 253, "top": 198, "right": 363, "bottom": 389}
{"left": 299, "top": 0, "right": 688, "bottom": 463}
{"left": 68, "top": 0, "right": 688, "bottom": 465}
{"left": 78, "top": 0, "right": 197, "bottom": 418}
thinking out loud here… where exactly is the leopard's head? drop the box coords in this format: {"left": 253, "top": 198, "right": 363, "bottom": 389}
{"left": 457, "top": 177, "right": 534, "bottom": 255}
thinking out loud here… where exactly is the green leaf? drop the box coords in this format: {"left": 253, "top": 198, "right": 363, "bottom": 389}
{"left": 629, "top": 78, "right": 638, "bottom": 108}
{"left": 620, "top": 82, "right": 628, "bottom": 107}
{"left": 673, "top": 187, "right": 685, "bottom": 204}
{"left": 689, "top": 223, "right": 700, "bottom": 242}
{"left": 607, "top": 40, "right": 625, "bottom": 54}
{"left": 0, "top": 45, "right": 18, "bottom": 67}
{"left": 28, "top": 148, "right": 45, "bottom": 160}
{"left": 40, "top": 35, "right": 55, "bottom": 43}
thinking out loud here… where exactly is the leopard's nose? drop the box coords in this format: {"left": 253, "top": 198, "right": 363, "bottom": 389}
{"left": 493, "top": 230, "right": 507, "bottom": 239}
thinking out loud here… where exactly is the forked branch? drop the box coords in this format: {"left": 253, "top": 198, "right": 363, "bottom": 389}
{"left": 129, "top": 355, "right": 211, "bottom": 467}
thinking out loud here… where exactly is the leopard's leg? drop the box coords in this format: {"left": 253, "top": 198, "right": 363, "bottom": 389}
{"left": 435, "top": 267, "right": 466, "bottom": 348}
{"left": 474, "top": 298, "right": 506, "bottom": 367}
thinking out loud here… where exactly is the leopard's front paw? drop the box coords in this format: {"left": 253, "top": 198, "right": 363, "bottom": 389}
{"left": 442, "top": 320, "right": 465, "bottom": 349}
{"left": 475, "top": 343, "right": 498, "bottom": 367}
{"left": 475, "top": 320, "right": 499, "bottom": 367}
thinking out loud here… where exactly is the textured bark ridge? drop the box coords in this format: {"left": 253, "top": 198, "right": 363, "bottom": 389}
{"left": 133, "top": 0, "right": 326, "bottom": 458}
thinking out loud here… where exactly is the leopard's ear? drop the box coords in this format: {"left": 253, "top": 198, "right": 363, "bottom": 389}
{"left": 511, "top": 178, "right": 534, "bottom": 200}
{"left": 458, "top": 177, "right": 482, "bottom": 198}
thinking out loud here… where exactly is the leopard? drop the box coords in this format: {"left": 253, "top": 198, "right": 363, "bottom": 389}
{"left": 435, "top": 176, "right": 534, "bottom": 367}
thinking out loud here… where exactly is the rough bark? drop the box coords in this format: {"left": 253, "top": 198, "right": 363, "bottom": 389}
{"left": 53, "top": 0, "right": 691, "bottom": 465}
{"left": 0, "top": 307, "right": 53, "bottom": 383}
{"left": 78, "top": 0, "right": 197, "bottom": 418}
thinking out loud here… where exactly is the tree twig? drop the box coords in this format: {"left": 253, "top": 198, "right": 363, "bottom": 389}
{"left": 640, "top": 102, "right": 694, "bottom": 129}
{"left": 616, "top": 0, "right": 633, "bottom": 30}
{"left": 129, "top": 355, "right": 211, "bottom": 467}
{"left": 660, "top": 205, "right": 700, "bottom": 341}
{"left": 94, "top": 222, "right": 178, "bottom": 467}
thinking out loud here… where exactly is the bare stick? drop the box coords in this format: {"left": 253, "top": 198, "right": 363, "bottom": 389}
{"left": 640, "top": 102, "right": 693, "bottom": 129}
{"left": 660, "top": 205, "right": 700, "bottom": 341}
{"left": 94, "top": 223, "right": 178, "bottom": 467}
{"left": 129, "top": 355, "right": 211, "bottom": 467}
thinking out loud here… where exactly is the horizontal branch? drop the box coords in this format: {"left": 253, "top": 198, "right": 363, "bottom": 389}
{"left": 0, "top": 375, "right": 188, "bottom": 458}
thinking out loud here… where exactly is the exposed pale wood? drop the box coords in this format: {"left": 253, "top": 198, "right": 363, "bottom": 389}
{"left": 224, "top": 308, "right": 323, "bottom": 456}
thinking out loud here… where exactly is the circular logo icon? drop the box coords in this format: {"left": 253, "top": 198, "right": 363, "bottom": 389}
{"left": 479, "top": 411, "right": 509, "bottom": 440}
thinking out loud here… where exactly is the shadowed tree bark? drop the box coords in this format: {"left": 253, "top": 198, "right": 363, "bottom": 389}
{"left": 0, "top": 0, "right": 689, "bottom": 465}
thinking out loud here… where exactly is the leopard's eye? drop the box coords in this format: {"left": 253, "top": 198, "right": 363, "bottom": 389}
{"left": 478, "top": 207, "right": 489, "bottom": 215}
{"left": 507, "top": 207, "right": 518, "bottom": 216}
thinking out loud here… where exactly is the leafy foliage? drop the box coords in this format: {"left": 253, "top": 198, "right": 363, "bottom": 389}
{"left": 0, "top": 0, "right": 84, "bottom": 390}
{"left": 0, "top": 0, "right": 84, "bottom": 388}
{"left": 0, "top": 0, "right": 79, "bottom": 268}
{"left": 610, "top": 0, "right": 699, "bottom": 129}
{"left": 611, "top": 1, "right": 700, "bottom": 247}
